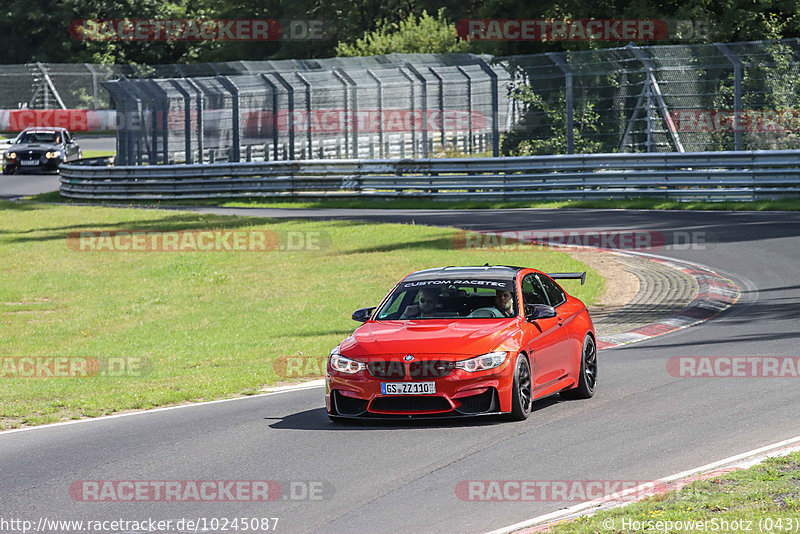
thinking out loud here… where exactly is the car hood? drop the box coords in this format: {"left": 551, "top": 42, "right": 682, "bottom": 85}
{"left": 339, "top": 319, "right": 521, "bottom": 358}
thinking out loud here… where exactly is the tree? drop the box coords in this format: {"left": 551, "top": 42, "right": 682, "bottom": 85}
{"left": 335, "top": 9, "right": 468, "bottom": 56}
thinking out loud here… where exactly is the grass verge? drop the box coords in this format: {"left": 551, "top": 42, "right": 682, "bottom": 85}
{"left": 81, "top": 149, "right": 115, "bottom": 159}
{"left": 28, "top": 193, "right": 800, "bottom": 211}
{"left": 549, "top": 451, "right": 800, "bottom": 533}
{"left": 0, "top": 201, "right": 602, "bottom": 429}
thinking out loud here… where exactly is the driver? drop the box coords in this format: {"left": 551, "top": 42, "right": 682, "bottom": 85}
{"left": 494, "top": 289, "right": 514, "bottom": 317}
{"left": 401, "top": 288, "right": 440, "bottom": 319}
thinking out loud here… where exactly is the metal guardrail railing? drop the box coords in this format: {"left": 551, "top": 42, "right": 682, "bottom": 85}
{"left": 59, "top": 150, "right": 800, "bottom": 201}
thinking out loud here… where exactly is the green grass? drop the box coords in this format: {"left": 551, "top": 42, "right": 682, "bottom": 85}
{"left": 81, "top": 149, "right": 115, "bottom": 159}
{"left": 550, "top": 451, "right": 800, "bottom": 533}
{"left": 28, "top": 192, "right": 800, "bottom": 211}
{"left": 0, "top": 201, "right": 602, "bottom": 429}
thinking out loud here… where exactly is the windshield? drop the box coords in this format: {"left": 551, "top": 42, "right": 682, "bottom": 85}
{"left": 376, "top": 279, "right": 517, "bottom": 320}
{"left": 15, "top": 132, "right": 61, "bottom": 144}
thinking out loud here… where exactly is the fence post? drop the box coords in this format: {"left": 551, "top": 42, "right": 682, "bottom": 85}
{"left": 645, "top": 80, "right": 654, "bottom": 152}
{"left": 85, "top": 64, "right": 99, "bottom": 109}
{"left": 138, "top": 80, "right": 168, "bottom": 164}
{"left": 295, "top": 72, "right": 314, "bottom": 158}
{"left": 259, "top": 74, "right": 281, "bottom": 161}
{"left": 474, "top": 58, "right": 500, "bottom": 157}
{"left": 428, "top": 67, "right": 446, "bottom": 151}
{"left": 268, "top": 72, "right": 295, "bottom": 160}
{"left": 35, "top": 62, "right": 67, "bottom": 110}
{"left": 168, "top": 80, "right": 193, "bottom": 164}
{"left": 334, "top": 67, "right": 358, "bottom": 158}
{"left": 102, "top": 78, "right": 139, "bottom": 166}
{"left": 184, "top": 79, "right": 204, "bottom": 164}
{"left": 404, "top": 63, "right": 429, "bottom": 158}
{"left": 456, "top": 66, "right": 474, "bottom": 154}
{"left": 216, "top": 76, "right": 240, "bottom": 162}
{"left": 366, "top": 69, "right": 385, "bottom": 158}
{"left": 547, "top": 52, "right": 574, "bottom": 154}
{"left": 628, "top": 43, "right": 685, "bottom": 153}
{"left": 397, "top": 66, "right": 417, "bottom": 158}
{"left": 716, "top": 43, "right": 743, "bottom": 151}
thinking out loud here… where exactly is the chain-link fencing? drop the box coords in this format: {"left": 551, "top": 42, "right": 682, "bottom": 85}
{"left": 103, "top": 54, "right": 509, "bottom": 164}
{"left": 4, "top": 39, "right": 800, "bottom": 163}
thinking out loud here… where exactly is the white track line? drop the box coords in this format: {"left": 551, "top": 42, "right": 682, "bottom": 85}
{"left": 486, "top": 434, "right": 800, "bottom": 534}
{"left": 0, "top": 380, "right": 325, "bottom": 437}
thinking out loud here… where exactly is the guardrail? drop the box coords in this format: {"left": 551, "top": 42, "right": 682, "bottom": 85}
{"left": 59, "top": 150, "right": 800, "bottom": 201}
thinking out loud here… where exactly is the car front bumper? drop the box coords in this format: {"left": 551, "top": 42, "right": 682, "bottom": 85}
{"left": 4, "top": 157, "right": 62, "bottom": 173}
{"left": 325, "top": 357, "right": 516, "bottom": 418}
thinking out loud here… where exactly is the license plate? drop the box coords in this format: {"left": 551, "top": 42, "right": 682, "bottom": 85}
{"left": 21, "top": 160, "right": 40, "bottom": 166}
{"left": 381, "top": 382, "right": 436, "bottom": 395}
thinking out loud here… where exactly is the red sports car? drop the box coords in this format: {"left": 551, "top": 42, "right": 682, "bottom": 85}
{"left": 325, "top": 265, "right": 597, "bottom": 422}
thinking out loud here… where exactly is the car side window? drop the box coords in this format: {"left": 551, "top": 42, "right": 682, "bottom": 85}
{"left": 521, "top": 274, "right": 548, "bottom": 306}
{"left": 539, "top": 276, "right": 567, "bottom": 307}
{"left": 62, "top": 132, "right": 70, "bottom": 144}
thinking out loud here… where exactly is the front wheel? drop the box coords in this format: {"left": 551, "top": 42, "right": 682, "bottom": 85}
{"left": 561, "top": 335, "right": 597, "bottom": 399}
{"left": 506, "top": 353, "right": 533, "bottom": 420}
{"left": 2, "top": 166, "right": 14, "bottom": 175}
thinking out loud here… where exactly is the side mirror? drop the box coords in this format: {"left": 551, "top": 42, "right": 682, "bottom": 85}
{"left": 525, "top": 304, "right": 556, "bottom": 320}
{"left": 352, "top": 307, "right": 376, "bottom": 322}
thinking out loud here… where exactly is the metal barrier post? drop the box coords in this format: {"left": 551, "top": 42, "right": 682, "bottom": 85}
{"left": 259, "top": 74, "right": 281, "bottom": 161}
{"left": 216, "top": 76, "right": 240, "bottom": 162}
{"left": 475, "top": 58, "right": 500, "bottom": 157}
{"left": 456, "top": 66, "right": 474, "bottom": 154}
{"left": 628, "top": 43, "right": 685, "bottom": 153}
{"left": 168, "top": 80, "right": 193, "bottom": 164}
{"left": 366, "top": 69, "right": 384, "bottom": 158}
{"left": 397, "top": 67, "right": 417, "bottom": 158}
{"left": 716, "top": 43, "right": 743, "bottom": 151}
{"left": 333, "top": 67, "right": 358, "bottom": 158}
{"left": 268, "top": 72, "right": 295, "bottom": 160}
{"left": 185, "top": 79, "right": 204, "bottom": 164}
{"left": 404, "top": 63, "right": 429, "bottom": 158}
{"left": 428, "top": 67, "right": 446, "bottom": 150}
{"left": 547, "top": 52, "right": 574, "bottom": 154}
{"left": 136, "top": 80, "right": 168, "bottom": 164}
{"left": 296, "top": 72, "right": 314, "bottom": 158}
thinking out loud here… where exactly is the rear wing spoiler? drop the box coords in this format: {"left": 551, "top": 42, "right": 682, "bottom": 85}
{"left": 546, "top": 272, "right": 587, "bottom": 285}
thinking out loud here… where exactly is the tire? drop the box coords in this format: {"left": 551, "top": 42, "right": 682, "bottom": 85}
{"left": 561, "top": 334, "right": 597, "bottom": 400}
{"left": 2, "top": 166, "right": 13, "bottom": 175}
{"left": 506, "top": 353, "right": 533, "bottom": 420}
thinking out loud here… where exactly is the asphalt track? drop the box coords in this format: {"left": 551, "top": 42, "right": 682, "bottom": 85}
{"left": 0, "top": 172, "right": 60, "bottom": 198}
{"left": 1, "top": 190, "right": 799, "bottom": 532}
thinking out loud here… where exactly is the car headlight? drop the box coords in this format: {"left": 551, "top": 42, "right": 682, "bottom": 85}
{"left": 329, "top": 346, "right": 366, "bottom": 374}
{"left": 6, "top": 152, "right": 16, "bottom": 160}
{"left": 45, "top": 151, "right": 62, "bottom": 159}
{"left": 455, "top": 351, "right": 509, "bottom": 372}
